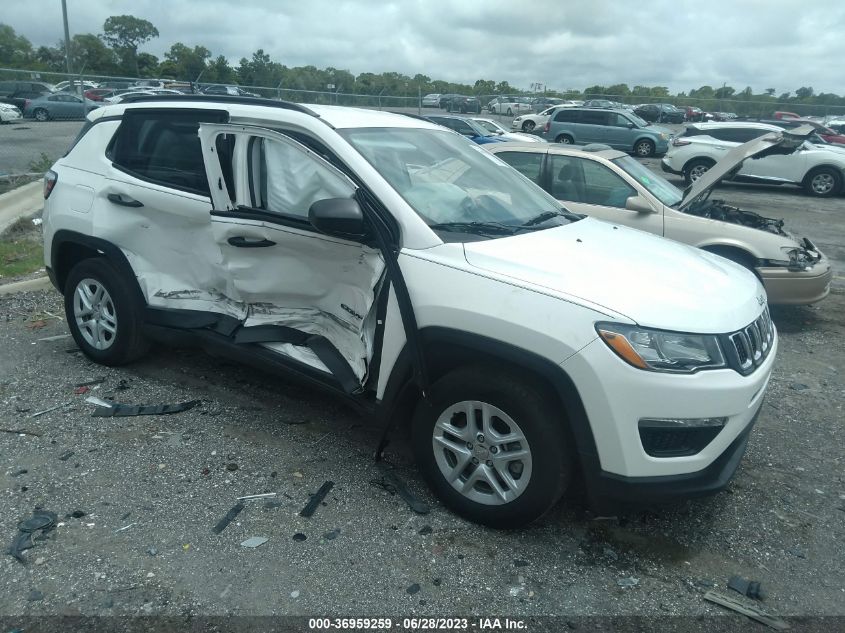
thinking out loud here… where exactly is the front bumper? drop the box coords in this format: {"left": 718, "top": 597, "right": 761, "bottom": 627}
{"left": 561, "top": 328, "right": 775, "bottom": 480}
{"left": 758, "top": 251, "right": 832, "bottom": 305}
{"left": 661, "top": 157, "right": 683, "bottom": 175}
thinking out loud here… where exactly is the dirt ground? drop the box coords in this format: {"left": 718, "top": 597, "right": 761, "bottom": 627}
{"left": 0, "top": 158, "right": 843, "bottom": 630}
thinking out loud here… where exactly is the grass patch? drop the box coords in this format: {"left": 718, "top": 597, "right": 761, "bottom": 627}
{"left": 0, "top": 175, "right": 39, "bottom": 196}
{"left": 0, "top": 217, "right": 43, "bottom": 280}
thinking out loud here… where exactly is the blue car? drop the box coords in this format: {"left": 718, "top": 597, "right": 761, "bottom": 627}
{"left": 24, "top": 93, "right": 101, "bottom": 121}
{"left": 424, "top": 114, "right": 512, "bottom": 145}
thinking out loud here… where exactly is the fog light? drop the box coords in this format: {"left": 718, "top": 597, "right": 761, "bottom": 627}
{"left": 638, "top": 417, "right": 727, "bottom": 457}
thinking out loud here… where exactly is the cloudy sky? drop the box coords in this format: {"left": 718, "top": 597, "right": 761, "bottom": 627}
{"left": 5, "top": 0, "right": 845, "bottom": 94}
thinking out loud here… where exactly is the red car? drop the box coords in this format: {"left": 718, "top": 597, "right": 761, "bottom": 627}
{"left": 83, "top": 89, "right": 113, "bottom": 102}
{"left": 782, "top": 118, "right": 845, "bottom": 145}
{"left": 773, "top": 111, "right": 800, "bottom": 120}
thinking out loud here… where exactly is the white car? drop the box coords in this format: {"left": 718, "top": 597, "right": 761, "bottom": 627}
{"left": 471, "top": 117, "right": 545, "bottom": 142}
{"left": 488, "top": 97, "right": 533, "bottom": 116}
{"left": 421, "top": 93, "right": 440, "bottom": 108}
{"left": 662, "top": 121, "right": 845, "bottom": 197}
{"left": 53, "top": 80, "right": 97, "bottom": 93}
{"left": 511, "top": 106, "right": 562, "bottom": 133}
{"left": 42, "top": 99, "right": 773, "bottom": 527}
{"left": 0, "top": 103, "right": 22, "bottom": 123}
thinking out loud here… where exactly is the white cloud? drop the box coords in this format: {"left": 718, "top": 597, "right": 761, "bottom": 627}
{"left": 4, "top": 0, "right": 845, "bottom": 94}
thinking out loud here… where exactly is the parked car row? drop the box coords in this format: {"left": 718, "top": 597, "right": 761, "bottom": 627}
{"left": 44, "top": 96, "right": 807, "bottom": 529}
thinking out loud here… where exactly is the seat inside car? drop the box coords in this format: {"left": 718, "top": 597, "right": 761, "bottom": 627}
{"left": 552, "top": 163, "right": 584, "bottom": 202}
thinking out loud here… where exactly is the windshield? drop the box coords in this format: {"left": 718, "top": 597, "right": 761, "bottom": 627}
{"left": 628, "top": 113, "right": 649, "bottom": 126}
{"left": 340, "top": 127, "right": 572, "bottom": 236}
{"left": 474, "top": 119, "right": 505, "bottom": 134}
{"left": 612, "top": 155, "right": 683, "bottom": 207}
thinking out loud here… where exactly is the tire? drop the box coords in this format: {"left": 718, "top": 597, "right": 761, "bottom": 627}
{"left": 34, "top": 108, "right": 49, "bottom": 122}
{"left": 683, "top": 158, "right": 715, "bottom": 185}
{"left": 555, "top": 134, "right": 574, "bottom": 144}
{"left": 411, "top": 365, "right": 573, "bottom": 528}
{"left": 803, "top": 167, "right": 842, "bottom": 198}
{"left": 703, "top": 246, "right": 761, "bottom": 280}
{"left": 522, "top": 121, "right": 536, "bottom": 133}
{"left": 63, "top": 258, "right": 150, "bottom": 366}
{"left": 634, "top": 139, "right": 655, "bottom": 157}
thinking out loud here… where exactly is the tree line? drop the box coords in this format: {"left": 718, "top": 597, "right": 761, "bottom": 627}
{"left": 1, "top": 17, "right": 844, "bottom": 114}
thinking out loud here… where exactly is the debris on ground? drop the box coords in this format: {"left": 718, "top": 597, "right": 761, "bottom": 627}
{"left": 240, "top": 537, "right": 268, "bottom": 548}
{"left": 292, "top": 533, "right": 306, "bottom": 542}
{"left": 616, "top": 577, "right": 639, "bottom": 588}
{"left": 323, "top": 529, "right": 341, "bottom": 540}
{"left": 299, "top": 480, "right": 334, "bottom": 517}
{"left": 114, "top": 522, "right": 137, "bottom": 533}
{"left": 30, "top": 402, "right": 68, "bottom": 418}
{"left": 75, "top": 378, "right": 105, "bottom": 388}
{"left": 406, "top": 583, "right": 421, "bottom": 595}
{"left": 8, "top": 510, "right": 58, "bottom": 564}
{"left": 211, "top": 503, "right": 244, "bottom": 535}
{"left": 374, "top": 462, "right": 430, "bottom": 514}
{"left": 418, "top": 525, "right": 433, "bottom": 535}
{"left": 91, "top": 399, "right": 201, "bottom": 417}
{"left": 0, "top": 427, "right": 42, "bottom": 436}
{"left": 37, "top": 334, "right": 70, "bottom": 342}
{"left": 225, "top": 463, "right": 238, "bottom": 471}
{"left": 73, "top": 386, "right": 90, "bottom": 395}
{"left": 58, "top": 450, "right": 74, "bottom": 461}
{"left": 728, "top": 575, "right": 767, "bottom": 600}
{"left": 704, "top": 590, "right": 789, "bottom": 630}
{"left": 237, "top": 493, "right": 277, "bottom": 501}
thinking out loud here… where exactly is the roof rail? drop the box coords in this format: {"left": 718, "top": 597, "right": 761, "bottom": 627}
{"left": 117, "top": 94, "right": 319, "bottom": 117}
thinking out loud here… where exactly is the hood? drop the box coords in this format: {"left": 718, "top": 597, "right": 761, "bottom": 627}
{"left": 462, "top": 218, "right": 764, "bottom": 333}
{"left": 680, "top": 125, "right": 816, "bottom": 209}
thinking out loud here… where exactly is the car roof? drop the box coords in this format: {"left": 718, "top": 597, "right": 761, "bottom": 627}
{"left": 485, "top": 142, "right": 627, "bottom": 160}
{"left": 689, "top": 121, "right": 783, "bottom": 131}
{"left": 91, "top": 97, "right": 443, "bottom": 131}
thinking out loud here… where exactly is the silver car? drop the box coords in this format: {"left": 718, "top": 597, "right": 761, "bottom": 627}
{"left": 24, "top": 93, "right": 100, "bottom": 121}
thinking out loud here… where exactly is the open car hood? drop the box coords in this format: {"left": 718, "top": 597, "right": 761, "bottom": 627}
{"left": 679, "top": 124, "right": 816, "bottom": 209}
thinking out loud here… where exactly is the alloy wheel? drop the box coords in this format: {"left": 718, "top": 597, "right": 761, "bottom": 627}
{"left": 73, "top": 278, "right": 117, "bottom": 350}
{"left": 431, "top": 400, "right": 533, "bottom": 506}
{"left": 811, "top": 172, "right": 835, "bottom": 195}
{"left": 689, "top": 164, "right": 710, "bottom": 181}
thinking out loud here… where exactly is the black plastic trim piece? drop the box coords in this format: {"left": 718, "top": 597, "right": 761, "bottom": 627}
{"left": 232, "top": 324, "right": 308, "bottom": 345}
{"left": 211, "top": 207, "right": 313, "bottom": 231}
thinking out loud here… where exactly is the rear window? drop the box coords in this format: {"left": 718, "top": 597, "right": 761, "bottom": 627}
{"left": 108, "top": 108, "right": 228, "bottom": 195}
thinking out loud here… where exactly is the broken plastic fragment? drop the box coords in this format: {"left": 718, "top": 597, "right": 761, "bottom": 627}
{"left": 211, "top": 503, "right": 244, "bottom": 534}
{"left": 299, "top": 481, "right": 334, "bottom": 517}
{"left": 240, "top": 536, "right": 268, "bottom": 548}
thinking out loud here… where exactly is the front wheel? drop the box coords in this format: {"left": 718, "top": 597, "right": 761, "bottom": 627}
{"left": 411, "top": 366, "right": 572, "bottom": 528}
{"left": 804, "top": 167, "right": 842, "bottom": 198}
{"left": 683, "top": 158, "right": 715, "bottom": 185}
{"left": 634, "top": 139, "right": 655, "bottom": 157}
{"left": 34, "top": 108, "right": 49, "bottom": 122}
{"left": 63, "top": 258, "right": 149, "bottom": 366}
{"left": 522, "top": 120, "right": 536, "bottom": 132}
{"left": 555, "top": 134, "right": 574, "bottom": 144}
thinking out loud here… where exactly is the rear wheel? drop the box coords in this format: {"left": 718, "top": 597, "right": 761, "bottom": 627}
{"left": 634, "top": 139, "right": 655, "bottom": 157}
{"left": 683, "top": 158, "right": 715, "bottom": 185}
{"left": 522, "top": 120, "right": 536, "bottom": 132}
{"left": 34, "top": 108, "right": 49, "bottom": 122}
{"left": 555, "top": 134, "right": 574, "bottom": 144}
{"left": 63, "top": 258, "right": 149, "bottom": 366}
{"left": 411, "top": 366, "right": 572, "bottom": 528}
{"left": 804, "top": 167, "right": 842, "bottom": 198}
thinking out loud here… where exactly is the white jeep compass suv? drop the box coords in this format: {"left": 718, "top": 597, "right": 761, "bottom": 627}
{"left": 42, "top": 96, "right": 776, "bottom": 528}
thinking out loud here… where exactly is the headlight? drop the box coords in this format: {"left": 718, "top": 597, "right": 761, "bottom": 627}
{"left": 659, "top": 133, "right": 669, "bottom": 140}
{"left": 596, "top": 322, "right": 726, "bottom": 373}
{"left": 781, "top": 246, "right": 817, "bottom": 271}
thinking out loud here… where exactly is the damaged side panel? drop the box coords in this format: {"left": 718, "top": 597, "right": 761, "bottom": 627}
{"left": 198, "top": 122, "right": 385, "bottom": 385}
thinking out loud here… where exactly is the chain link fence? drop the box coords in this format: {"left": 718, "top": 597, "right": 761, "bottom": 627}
{"left": 3, "top": 67, "right": 845, "bottom": 177}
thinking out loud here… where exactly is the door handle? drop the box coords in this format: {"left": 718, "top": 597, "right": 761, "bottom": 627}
{"left": 227, "top": 236, "right": 277, "bottom": 248}
{"left": 107, "top": 193, "right": 144, "bottom": 207}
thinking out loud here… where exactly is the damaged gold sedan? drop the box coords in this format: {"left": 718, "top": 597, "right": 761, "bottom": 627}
{"left": 487, "top": 127, "right": 831, "bottom": 305}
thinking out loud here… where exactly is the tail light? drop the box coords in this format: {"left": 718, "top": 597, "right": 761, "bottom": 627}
{"left": 544, "top": 121, "right": 550, "bottom": 133}
{"left": 43, "top": 170, "right": 58, "bottom": 199}
{"left": 672, "top": 138, "right": 691, "bottom": 147}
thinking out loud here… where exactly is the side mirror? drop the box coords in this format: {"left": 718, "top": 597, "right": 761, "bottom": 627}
{"left": 625, "top": 195, "right": 654, "bottom": 213}
{"left": 627, "top": 123, "right": 635, "bottom": 129}
{"left": 309, "top": 198, "right": 367, "bottom": 239}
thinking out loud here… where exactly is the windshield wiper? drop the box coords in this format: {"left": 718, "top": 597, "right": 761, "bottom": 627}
{"left": 520, "top": 209, "right": 581, "bottom": 227}
{"left": 429, "top": 221, "right": 518, "bottom": 236}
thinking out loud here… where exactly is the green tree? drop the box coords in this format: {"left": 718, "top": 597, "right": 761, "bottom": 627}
{"left": 795, "top": 86, "right": 814, "bottom": 99}
{"left": 70, "top": 34, "right": 118, "bottom": 74}
{"left": 206, "top": 55, "right": 235, "bottom": 84}
{"left": 136, "top": 52, "right": 159, "bottom": 77}
{"left": 473, "top": 79, "right": 496, "bottom": 95}
{"left": 765, "top": 88, "right": 776, "bottom": 96}
{"left": 101, "top": 15, "right": 159, "bottom": 76}
{"left": 0, "top": 23, "right": 34, "bottom": 67}
{"left": 714, "top": 86, "right": 735, "bottom": 99}
{"left": 159, "top": 43, "right": 211, "bottom": 80}
{"left": 606, "top": 83, "right": 630, "bottom": 96}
